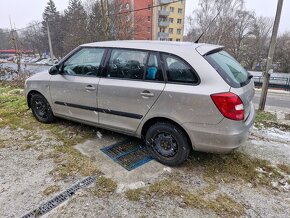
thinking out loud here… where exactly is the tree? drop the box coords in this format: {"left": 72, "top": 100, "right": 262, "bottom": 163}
{"left": 42, "top": 0, "right": 64, "bottom": 58}
{"left": 63, "top": 0, "right": 88, "bottom": 53}
{"left": 0, "top": 29, "right": 10, "bottom": 50}
{"left": 275, "top": 32, "right": 290, "bottom": 73}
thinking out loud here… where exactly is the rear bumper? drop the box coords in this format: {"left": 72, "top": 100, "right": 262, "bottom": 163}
{"left": 182, "top": 103, "right": 255, "bottom": 154}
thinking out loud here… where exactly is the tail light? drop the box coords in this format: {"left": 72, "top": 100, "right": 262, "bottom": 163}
{"left": 210, "top": 92, "right": 244, "bottom": 121}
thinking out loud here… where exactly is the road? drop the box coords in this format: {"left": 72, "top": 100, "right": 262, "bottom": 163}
{"left": 253, "top": 90, "right": 290, "bottom": 108}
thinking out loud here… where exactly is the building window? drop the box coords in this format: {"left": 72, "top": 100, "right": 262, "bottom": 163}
{"left": 170, "top": 7, "right": 174, "bottom": 12}
{"left": 148, "top": 4, "right": 151, "bottom": 10}
{"left": 169, "top": 28, "right": 173, "bottom": 34}
{"left": 168, "top": 38, "right": 173, "bottom": 41}
{"left": 125, "top": 3, "right": 130, "bottom": 10}
{"left": 148, "top": 16, "right": 151, "bottom": 21}
{"left": 178, "top": 8, "right": 182, "bottom": 14}
{"left": 169, "top": 18, "right": 174, "bottom": 23}
{"left": 177, "top": 19, "right": 182, "bottom": 24}
{"left": 176, "top": 39, "right": 181, "bottom": 41}
{"left": 148, "top": 27, "right": 151, "bottom": 32}
{"left": 177, "top": 29, "right": 182, "bottom": 35}
{"left": 179, "top": 0, "right": 183, "bottom": 4}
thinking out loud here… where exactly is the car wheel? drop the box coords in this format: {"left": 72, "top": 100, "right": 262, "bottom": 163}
{"left": 145, "top": 122, "right": 191, "bottom": 166}
{"left": 30, "top": 93, "right": 55, "bottom": 123}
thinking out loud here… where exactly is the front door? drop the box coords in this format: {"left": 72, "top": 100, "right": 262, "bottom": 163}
{"left": 98, "top": 49, "right": 165, "bottom": 133}
{"left": 50, "top": 47, "right": 106, "bottom": 124}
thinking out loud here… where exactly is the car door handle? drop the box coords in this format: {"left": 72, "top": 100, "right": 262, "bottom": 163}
{"left": 140, "top": 90, "right": 155, "bottom": 97}
{"left": 85, "top": 85, "right": 96, "bottom": 91}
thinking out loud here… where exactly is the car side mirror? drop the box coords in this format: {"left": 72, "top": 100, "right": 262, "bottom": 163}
{"left": 49, "top": 65, "right": 60, "bottom": 75}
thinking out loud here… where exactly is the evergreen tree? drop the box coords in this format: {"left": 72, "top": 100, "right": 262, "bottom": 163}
{"left": 63, "top": 0, "right": 88, "bottom": 52}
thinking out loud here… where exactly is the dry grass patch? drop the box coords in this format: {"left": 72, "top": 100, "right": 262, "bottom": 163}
{"left": 185, "top": 193, "right": 244, "bottom": 217}
{"left": 277, "top": 164, "right": 290, "bottom": 175}
{"left": 187, "top": 151, "right": 284, "bottom": 187}
{"left": 125, "top": 179, "right": 245, "bottom": 217}
{"left": 92, "top": 176, "right": 117, "bottom": 197}
{"left": 43, "top": 185, "right": 60, "bottom": 196}
{"left": 125, "top": 189, "right": 142, "bottom": 201}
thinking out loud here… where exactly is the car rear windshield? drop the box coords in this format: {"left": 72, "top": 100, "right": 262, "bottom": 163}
{"left": 204, "top": 50, "right": 250, "bottom": 88}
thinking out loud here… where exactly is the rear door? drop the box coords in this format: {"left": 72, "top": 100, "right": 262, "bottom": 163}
{"left": 50, "top": 47, "right": 106, "bottom": 123}
{"left": 98, "top": 49, "right": 165, "bottom": 133}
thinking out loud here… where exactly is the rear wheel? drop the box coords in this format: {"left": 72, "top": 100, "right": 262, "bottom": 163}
{"left": 145, "top": 122, "right": 191, "bottom": 166}
{"left": 30, "top": 93, "right": 55, "bottom": 123}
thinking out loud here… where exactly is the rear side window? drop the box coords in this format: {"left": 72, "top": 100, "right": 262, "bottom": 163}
{"left": 145, "top": 53, "right": 164, "bottom": 81}
{"left": 162, "top": 54, "right": 198, "bottom": 84}
{"left": 106, "top": 49, "right": 148, "bottom": 80}
{"left": 205, "top": 51, "right": 250, "bottom": 88}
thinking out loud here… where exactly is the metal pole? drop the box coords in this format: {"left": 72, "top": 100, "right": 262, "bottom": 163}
{"left": 47, "top": 21, "right": 54, "bottom": 59}
{"left": 258, "top": 0, "right": 284, "bottom": 111}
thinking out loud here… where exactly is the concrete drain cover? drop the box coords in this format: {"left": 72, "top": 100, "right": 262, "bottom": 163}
{"left": 21, "top": 176, "right": 96, "bottom": 218}
{"left": 101, "top": 139, "right": 153, "bottom": 171}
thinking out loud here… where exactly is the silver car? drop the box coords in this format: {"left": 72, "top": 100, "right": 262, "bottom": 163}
{"left": 25, "top": 41, "right": 255, "bottom": 166}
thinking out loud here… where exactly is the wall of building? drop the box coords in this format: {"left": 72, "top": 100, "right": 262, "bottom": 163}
{"left": 152, "top": 0, "right": 185, "bottom": 41}
{"left": 133, "top": 0, "right": 154, "bottom": 40}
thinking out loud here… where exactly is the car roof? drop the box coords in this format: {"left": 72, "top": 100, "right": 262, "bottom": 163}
{"left": 81, "top": 40, "right": 224, "bottom": 56}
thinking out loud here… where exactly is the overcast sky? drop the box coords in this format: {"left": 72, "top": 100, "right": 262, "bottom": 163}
{"left": 0, "top": 0, "right": 289, "bottom": 33}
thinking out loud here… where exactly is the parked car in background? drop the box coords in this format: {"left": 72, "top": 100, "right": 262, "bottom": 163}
{"left": 25, "top": 41, "right": 255, "bottom": 166}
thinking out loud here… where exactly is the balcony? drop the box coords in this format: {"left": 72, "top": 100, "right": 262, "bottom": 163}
{"left": 159, "top": 10, "right": 170, "bottom": 16}
{"left": 159, "top": 21, "right": 170, "bottom": 27}
{"left": 160, "top": 0, "right": 171, "bottom": 4}
{"left": 158, "top": 32, "right": 169, "bottom": 38}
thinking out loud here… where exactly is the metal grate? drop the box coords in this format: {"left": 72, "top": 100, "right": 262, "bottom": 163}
{"left": 101, "top": 140, "right": 153, "bottom": 171}
{"left": 21, "top": 176, "right": 97, "bottom": 218}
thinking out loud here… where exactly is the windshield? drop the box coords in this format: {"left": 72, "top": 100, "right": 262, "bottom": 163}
{"left": 205, "top": 51, "right": 250, "bottom": 88}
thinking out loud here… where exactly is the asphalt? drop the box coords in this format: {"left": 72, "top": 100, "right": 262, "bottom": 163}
{"left": 253, "top": 90, "right": 290, "bottom": 108}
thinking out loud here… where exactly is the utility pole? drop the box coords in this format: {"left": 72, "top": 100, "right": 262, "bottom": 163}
{"left": 47, "top": 20, "right": 54, "bottom": 59}
{"left": 258, "top": 0, "right": 284, "bottom": 111}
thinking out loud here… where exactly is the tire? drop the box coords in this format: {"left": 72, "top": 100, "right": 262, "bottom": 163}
{"left": 30, "top": 93, "right": 55, "bottom": 123}
{"left": 145, "top": 122, "right": 191, "bottom": 166}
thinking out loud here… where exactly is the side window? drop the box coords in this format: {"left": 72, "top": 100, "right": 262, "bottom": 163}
{"left": 145, "top": 53, "right": 164, "bottom": 81}
{"left": 63, "top": 48, "right": 105, "bottom": 76}
{"left": 162, "top": 54, "right": 198, "bottom": 84}
{"left": 106, "top": 49, "right": 148, "bottom": 80}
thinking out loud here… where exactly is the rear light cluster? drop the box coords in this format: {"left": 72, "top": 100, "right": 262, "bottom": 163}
{"left": 211, "top": 92, "right": 244, "bottom": 121}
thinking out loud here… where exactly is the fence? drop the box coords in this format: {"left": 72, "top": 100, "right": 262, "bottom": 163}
{"left": 253, "top": 76, "right": 290, "bottom": 91}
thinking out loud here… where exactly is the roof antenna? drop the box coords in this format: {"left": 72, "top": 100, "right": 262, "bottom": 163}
{"left": 194, "top": 9, "right": 222, "bottom": 43}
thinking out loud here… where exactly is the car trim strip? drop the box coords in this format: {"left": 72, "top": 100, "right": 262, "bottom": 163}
{"left": 54, "top": 101, "right": 143, "bottom": 120}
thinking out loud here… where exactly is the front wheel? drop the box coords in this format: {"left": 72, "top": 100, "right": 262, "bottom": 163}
{"left": 30, "top": 93, "right": 55, "bottom": 123}
{"left": 145, "top": 122, "right": 191, "bottom": 166}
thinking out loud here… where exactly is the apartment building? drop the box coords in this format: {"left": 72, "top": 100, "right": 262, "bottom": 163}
{"left": 152, "top": 0, "right": 186, "bottom": 41}
{"left": 119, "top": 0, "right": 185, "bottom": 41}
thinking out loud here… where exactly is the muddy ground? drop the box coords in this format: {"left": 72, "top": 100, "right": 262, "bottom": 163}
{"left": 0, "top": 86, "right": 290, "bottom": 218}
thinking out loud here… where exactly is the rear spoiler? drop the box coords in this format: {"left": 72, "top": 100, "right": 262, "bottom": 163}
{"left": 195, "top": 44, "right": 224, "bottom": 56}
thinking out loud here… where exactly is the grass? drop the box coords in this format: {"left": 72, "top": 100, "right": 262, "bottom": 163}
{"left": 277, "top": 164, "right": 290, "bottom": 175}
{"left": 148, "top": 180, "right": 184, "bottom": 197}
{"left": 92, "top": 176, "right": 117, "bottom": 197}
{"left": 255, "top": 110, "right": 277, "bottom": 123}
{"left": 0, "top": 84, "right": 101, "bottom": 180}
{"left": 125, "top": 179, "right": 245, "bottom": 217}
{"left": 185, "top": 193, "right": 245, "bottom": 217}
{"left": 43, "top": 185, "right": 60, "bottom": 196}
{"left": 125, "top": 189, "right": 142, "bottom": 201}
{"left": 186, "top": 151, "right": 285, "bottom": 187}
